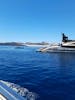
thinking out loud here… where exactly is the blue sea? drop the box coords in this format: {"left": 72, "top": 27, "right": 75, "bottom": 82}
{"left": 0, "top": 46, "right": 75, "bottom": 100}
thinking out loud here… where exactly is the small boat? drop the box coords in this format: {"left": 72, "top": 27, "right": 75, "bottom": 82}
{"left": 15, "top": 46, "right": 24, "bottom": 49}
{"left": 0, "top": 80, "right": 37, "bottom": 100}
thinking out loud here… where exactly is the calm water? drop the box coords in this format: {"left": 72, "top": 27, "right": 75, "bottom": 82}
{"left": 0, "top": 46, "right": 75, "bottom": 100}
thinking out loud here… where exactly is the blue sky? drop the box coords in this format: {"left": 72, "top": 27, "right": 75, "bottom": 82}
{"left": 0, "top": 0, "right": 75, "bottom": 42}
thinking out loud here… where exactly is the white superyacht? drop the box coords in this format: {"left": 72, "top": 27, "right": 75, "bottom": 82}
{"left": 38, "top": 33, "right": 75, "bottom": 52}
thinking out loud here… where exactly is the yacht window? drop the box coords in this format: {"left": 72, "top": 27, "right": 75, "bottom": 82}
{"left": 72, "top": 43, "right": 75, "bottom": 44}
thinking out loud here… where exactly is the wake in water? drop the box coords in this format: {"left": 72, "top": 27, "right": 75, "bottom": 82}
{"left": 1, "top": 80, "right": 38, "bottom": 100}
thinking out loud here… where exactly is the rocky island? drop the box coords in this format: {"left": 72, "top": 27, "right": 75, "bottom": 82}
{"left": 0, "top": 42, "right": 25, "bottom": 46}
{"left": 0, "top": 42, "right": 49, "bottom": 47}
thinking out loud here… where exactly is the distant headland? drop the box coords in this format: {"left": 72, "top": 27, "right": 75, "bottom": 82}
{"left": 0, "top": 42, "right": 49, "bottom": 46}
{"left": 0, "top": 42, "right": 25, "bottom": 46}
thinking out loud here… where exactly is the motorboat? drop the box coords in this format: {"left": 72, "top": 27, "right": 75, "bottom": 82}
{"left": 15, "top": 46, "right": 25, "bottom": 49}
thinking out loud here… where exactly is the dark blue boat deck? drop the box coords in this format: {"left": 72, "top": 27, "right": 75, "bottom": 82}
{"left": 0, "top": 81, "right": 26, "bottom": 100}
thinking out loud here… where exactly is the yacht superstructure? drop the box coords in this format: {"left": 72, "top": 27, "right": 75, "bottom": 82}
{"left": 61, "top": 33, "right": 75, "bottom": 48}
